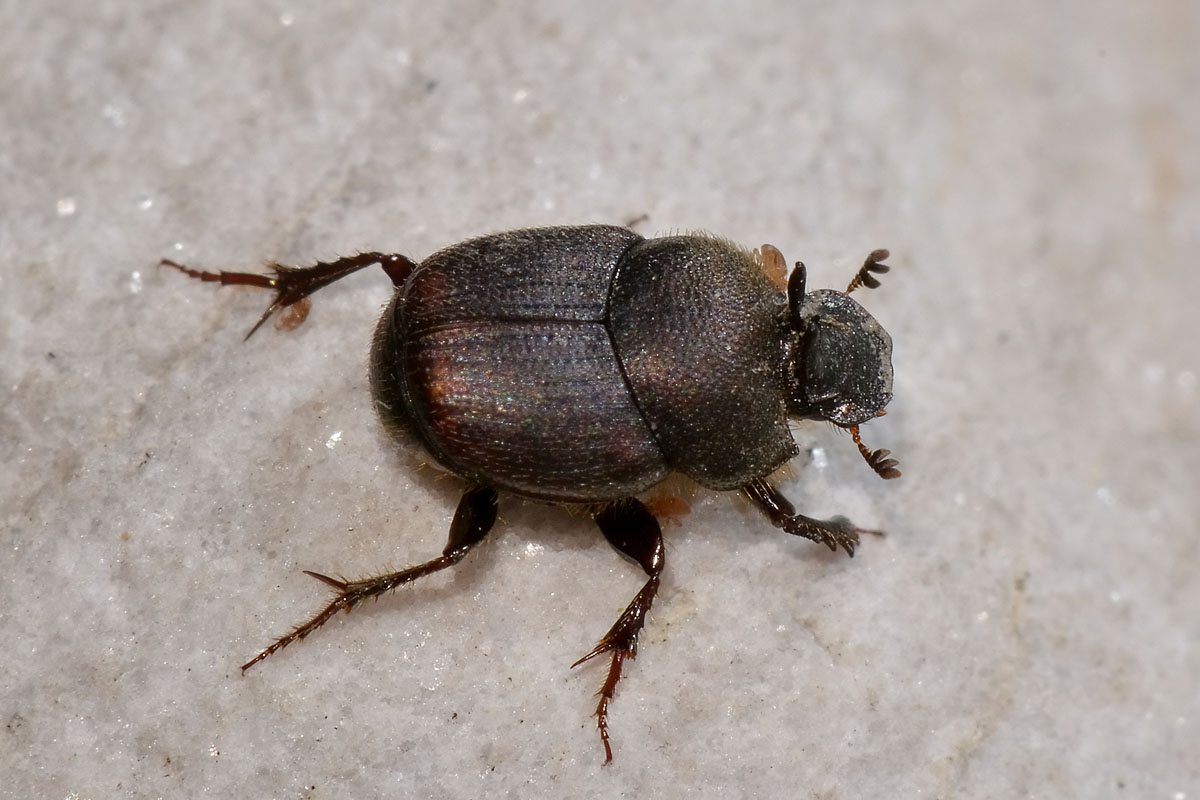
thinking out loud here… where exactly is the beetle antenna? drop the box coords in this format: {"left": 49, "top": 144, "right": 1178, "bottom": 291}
{"left": 845, "top": 249, "right": 891, "bottom": 294}
{"left": 754, "top": 243, "right": 789, "bottom": 291}
{"left": 848, "top": 425, "right": 901, "bottom": 479}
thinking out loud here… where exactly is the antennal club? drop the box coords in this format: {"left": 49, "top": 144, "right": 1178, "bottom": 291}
{"left": 845, "top": 249, "right": 892, "bottom": 294}
{"left": 849, "top": 425, "right": 901, "bottom": 480}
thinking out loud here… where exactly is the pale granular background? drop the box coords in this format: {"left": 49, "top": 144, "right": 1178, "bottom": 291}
{"left": 3, "top": 1, "right": 1197, "bottom": 797}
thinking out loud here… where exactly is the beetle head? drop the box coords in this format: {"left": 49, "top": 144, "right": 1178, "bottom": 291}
{"left": 785, "top": 259, "right": 894, "bottom": 427}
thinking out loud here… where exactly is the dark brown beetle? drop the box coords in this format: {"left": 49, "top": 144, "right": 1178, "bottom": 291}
{"left": 161, "top": 224, "right": 900, "bottom": 763}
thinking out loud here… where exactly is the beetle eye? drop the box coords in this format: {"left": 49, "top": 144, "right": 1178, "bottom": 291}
{"left": 794, "top": 290, "right": 893, "bottom": 426}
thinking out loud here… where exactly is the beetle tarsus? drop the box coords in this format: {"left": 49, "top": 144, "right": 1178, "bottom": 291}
{"left": 744, "top": 479, "right": 875, "bottom": 557}
{"left": 160, "top": 251, "right": 417, "bottom": 339}
{"left": 571, "top": 498, "right": 665, "bottom": 765}
{"left": 240, "top": 486, "right": 497, "bottom": 673}
{"left": 159, "top": 258, "right": 278, "bottom": 288}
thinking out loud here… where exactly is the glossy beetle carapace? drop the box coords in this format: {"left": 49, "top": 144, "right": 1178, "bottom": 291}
{"left": 162, "top": 224, "right": 900, "bottom": 763}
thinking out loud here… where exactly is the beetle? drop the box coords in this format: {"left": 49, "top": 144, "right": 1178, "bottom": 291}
{"left": 160, "top": 224, "right": 900, "bottom": 763}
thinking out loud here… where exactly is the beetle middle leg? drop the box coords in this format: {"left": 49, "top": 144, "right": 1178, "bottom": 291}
{"left": 572, "top": 498, "right": 665, "bottom": 765}
{"left": 743, "top": 478, "right": 880, "bottom": 557}
{"left": 160, "top": 251, "right": 416, "bottom": 340}
{"left": 241, "top": 485, "right": 498, "bottom": 672}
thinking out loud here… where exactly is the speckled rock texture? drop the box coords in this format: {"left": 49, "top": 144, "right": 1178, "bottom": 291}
{"left": 3, "top": 1, "right": 1197, "bottom": 797}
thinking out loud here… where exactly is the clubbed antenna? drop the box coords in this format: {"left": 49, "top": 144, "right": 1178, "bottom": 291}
{"left": 845, "top": 249, "right": 892, "bottom": 294}
{"left": 849, "top": 424, "right": 901, "bottom": 480}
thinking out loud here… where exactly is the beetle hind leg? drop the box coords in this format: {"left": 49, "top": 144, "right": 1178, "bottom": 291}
{"left": 160, "top": 251, "right": 416, "bottom": 339}
{"left": 241, "top": 485, "right": 498, "bottom": 672}
{"left": 572, "top": 498, "right": 665, "bottom": 764}
{"left": 744, "top": 478, "right": 882, "bottom": 557}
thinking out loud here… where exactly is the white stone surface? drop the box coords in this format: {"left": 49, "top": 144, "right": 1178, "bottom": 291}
{"left": 3, "top": 1, "right": 1197, "bottom": 797}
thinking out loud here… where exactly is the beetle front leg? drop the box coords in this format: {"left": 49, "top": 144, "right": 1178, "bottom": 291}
{"left": 572, "top": 498, "right": 665, "bottom": 765}
{"left": 160, "top": 251, "right": 417, "bottom": 339}
{"left": 744, "top": 478, "right": 880, "bottom": 557}
{"left": 241, "top": 485, "right": 498, "bottom": 672}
